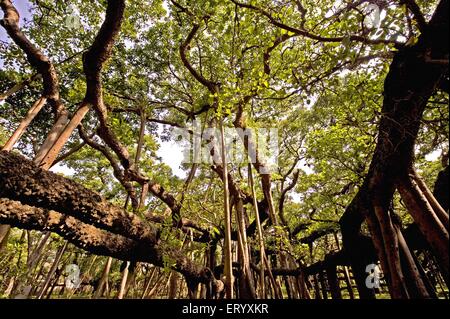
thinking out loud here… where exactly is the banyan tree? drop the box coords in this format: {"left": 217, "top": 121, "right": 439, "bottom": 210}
{"left": 0, "top": 0, "right": 448, "bottom": 299}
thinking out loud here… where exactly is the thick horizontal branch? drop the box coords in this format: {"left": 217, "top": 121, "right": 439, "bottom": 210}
{"left": 298, "top": 224, "right": 339, "bottom": 245}
{"left": 0, "top": 198, "right": 211, "bottom": 284}
{"left": 0, "top": 150, "right": 155, "bottom": 244}
{"left": 0, "top": 198, "right": 155, "bottom": 261}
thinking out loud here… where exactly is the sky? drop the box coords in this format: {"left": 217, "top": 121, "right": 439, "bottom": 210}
{"left": 0, "top": 0, "right": 32, "bottom": 68}
{"left": 156, "top": 126, "right": 186, "bottom": 178}
{"left": 0, "top": 1, "right": 32, "bottom": 40}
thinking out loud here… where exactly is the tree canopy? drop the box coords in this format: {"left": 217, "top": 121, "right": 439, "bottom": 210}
{"left": 0, "top": 0, "right": 448, "bottom": 300}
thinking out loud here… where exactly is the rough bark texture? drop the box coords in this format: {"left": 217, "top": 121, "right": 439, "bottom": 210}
{"left": 0, "top": 151, "right": 211, "bottom": 284}
{"left": 433, "top": 166, "right": 449, "bottom": 211}
{"left": 0, "top": 151, "right": 157, "bottom": 244}
{"left": 0, "top": 198, "right": 154, "bottom": 262}
{"left": 339, "top": 0, "right": 449, "bottom": 298}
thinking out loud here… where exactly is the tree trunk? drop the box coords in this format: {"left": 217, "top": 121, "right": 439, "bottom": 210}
{"left": 0, "top": 224, "right": 10, "bottom": 251}
{"left": 94, "top": 257, "right": 113, "bottom": 298}
{"left": 33, "top": 113, "right": 69, "bottom": 165}
{"left": 169, "top": 271, "right": 179, "bottom": 299}
{"left": 220, "top": 120, "right": 234, "bottom": 299}
{"left": 326, "top": 266, "right": 342, "bottom": 299}
{"left": 117, "top": 261, "right": 130, "bottom": 299}
{"left": 398, "top": 174, "right": 449, "bottom": 284}
{"left": 36, "top": 241, "right": 68, "bottom": 299}
{"left": 39, "top": 103, "right": 91, "bottom": 170}
{"left": 235, "top": 198, "right": 256, "bottom": 299}
{"left": 339, "top": 0, "right": 449, "bottom": 298}
{"left": 2, "top": 97, "right": 47, "bottom": 152}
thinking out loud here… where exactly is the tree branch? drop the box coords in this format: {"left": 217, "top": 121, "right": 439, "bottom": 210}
{"left": 401, "top": 0, "right": 428, "bottom": 33}
{"left": 230, "top": 0, "right": 402, "bottom": 46}
{"left": 180, "top": 23, "right": 218, "bottom": 93}
{"left": 0, "top": 0, "right": 65, "bottom": 115}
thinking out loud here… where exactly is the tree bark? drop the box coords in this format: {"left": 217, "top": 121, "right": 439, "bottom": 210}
{"left": 94, "top": 257, "right": 113, "bottom": 298}
{"left": 339, "top": 0, "right": 449, "bottom": 298}
{"left": 220, "top": 120, "right": 234, "bottom": 299}
{"left": 1, "top": 97, "right": 47, "bottom": 152}
{"left": 326, "top": 266, "right": 342, "bottom": 299}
